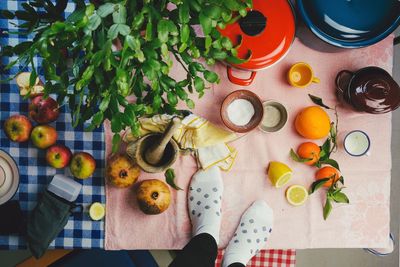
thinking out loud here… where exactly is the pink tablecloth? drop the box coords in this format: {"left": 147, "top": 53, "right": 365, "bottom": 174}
{"left": 105, "top": 35, "right": 394, "bottom": 250}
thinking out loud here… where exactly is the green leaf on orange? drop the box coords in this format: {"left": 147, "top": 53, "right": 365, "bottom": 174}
{"left": 290, "top": 149, "right": 312, "bottom": 163}
{"left": 309, "top": 178, "right": 329, "bottom": 195}
{"left": 320, "top": 158, "right": 340, "bottom": 170}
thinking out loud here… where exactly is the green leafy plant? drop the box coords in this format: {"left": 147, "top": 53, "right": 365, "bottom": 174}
{"left": 1, "top": 0, "right": 252, "bottom": 152}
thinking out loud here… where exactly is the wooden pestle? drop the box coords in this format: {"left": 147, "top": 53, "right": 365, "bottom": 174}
{"left": 144, "top": 117, "right": 181, "bottom": 165}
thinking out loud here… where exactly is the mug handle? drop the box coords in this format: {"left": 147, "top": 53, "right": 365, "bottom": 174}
{"left": 312, "top": 77, "right": 320, "bottom": 84}
{"left": 335, "top": 70, "right": 353, "bottom": 94}
{"left": 227, "top": 66, "right": 257, "bottom": 86}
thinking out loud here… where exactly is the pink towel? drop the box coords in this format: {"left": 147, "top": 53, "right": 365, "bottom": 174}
{"left": 105, "top": 36, "right": 394, "bottom": 250}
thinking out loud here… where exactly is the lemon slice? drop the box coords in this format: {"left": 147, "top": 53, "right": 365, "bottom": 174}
{"left": 286, "top": 185, "right": 308, "bottom": 206}
{"left": 89, "top": 202, "right": 105, "bottom": 221}
{"left": 268, "top": 161, "right": 293, "bottom": 188}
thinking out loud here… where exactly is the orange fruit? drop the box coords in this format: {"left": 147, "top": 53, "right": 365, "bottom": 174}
{"left": 297, "top": 142, "right": 320, "bottom": 165}
{"left": 315, "top": 166, "right": 341, "bottom": 188}
{"left": 294, "top": 106, "right": 331, "bottom": 139}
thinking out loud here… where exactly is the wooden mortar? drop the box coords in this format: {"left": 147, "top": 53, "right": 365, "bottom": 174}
{"left": 126, "top": 118, "right": 181, "bottom": 173}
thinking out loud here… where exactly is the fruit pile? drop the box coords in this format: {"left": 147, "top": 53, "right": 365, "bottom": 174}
{"left": 3, "top": 73, "right": 96, "bottom": 179}
{"left": 107, "top": 154, "right": 171, "bottom": 215}
{"left": 267, "top": 95, "right": 349, "bottom": 220}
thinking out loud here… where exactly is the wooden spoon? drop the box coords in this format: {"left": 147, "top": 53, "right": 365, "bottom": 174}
{"left": 144, "top": 117, "right": 181, "bottom": 165}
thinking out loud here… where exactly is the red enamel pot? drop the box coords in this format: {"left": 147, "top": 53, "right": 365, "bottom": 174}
{"left": 219, "top": 0, "right": 296, "bottom": 86}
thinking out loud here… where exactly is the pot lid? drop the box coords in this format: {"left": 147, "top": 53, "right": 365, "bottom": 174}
{"left": 219, "top": 0, "right": 295, "bottom": 70}
{"left": 297, "top": 0, "right": 400, "bottom": 48}
{"left": 348, "top": 67, "right": 400, "bottom": 114}
{"left": 0, "top": 150, "right": 19, "bottom": 205}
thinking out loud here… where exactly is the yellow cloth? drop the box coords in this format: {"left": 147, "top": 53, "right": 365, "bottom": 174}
{"left": 123, "top": 114, "right": 237, "bottom": 171}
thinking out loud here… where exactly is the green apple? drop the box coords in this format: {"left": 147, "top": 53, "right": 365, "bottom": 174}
{"left": 3, "top": 115, "right": 32, "bottom": 142}
{"left": 46, "top": 144, "right": 72, "bottom": 169}
{"left": 31, "top": 125, "right": 58, "bottom": 149}
{"left": 70, "top": 152, "right": 96, "bottom": 179}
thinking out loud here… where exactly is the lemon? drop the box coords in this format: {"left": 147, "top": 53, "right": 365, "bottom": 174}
{"left": 89, "top": 202, "right": 105, "bottom": 221}
{"left": 268, "top": 161, "right": 292, "bottom": 188}
{"left": 286, "top": 185, "right": 308, "bottom": 206}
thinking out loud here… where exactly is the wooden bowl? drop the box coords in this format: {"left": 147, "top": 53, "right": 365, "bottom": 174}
{"left": 221, "top": 90, "right": 264, "bottom": 133}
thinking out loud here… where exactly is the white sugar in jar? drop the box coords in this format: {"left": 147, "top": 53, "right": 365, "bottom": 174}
{"left": 227, "top": 99, "right": 255, "bottom": 126}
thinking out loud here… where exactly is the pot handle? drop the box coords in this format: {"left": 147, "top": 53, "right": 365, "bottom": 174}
{"left": 227, "top": 66, "right": 257, "bottom": 86}
{"left": 335, "top": 70, "right": 353, "bottom": 95}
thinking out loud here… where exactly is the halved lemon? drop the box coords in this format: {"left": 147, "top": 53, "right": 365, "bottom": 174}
{"left": 286, "top": 185, "right": 308, "bottom": 206}
{"left": 89, "top": 202, "right": 105, "bottom": 221}
{"left": 268, "top": 161, "right": 293, "bottom": 188}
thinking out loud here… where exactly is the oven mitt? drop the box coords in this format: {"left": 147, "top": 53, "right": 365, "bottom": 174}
{"left": 26, "top": 190, "right": 78, "bottom": 259}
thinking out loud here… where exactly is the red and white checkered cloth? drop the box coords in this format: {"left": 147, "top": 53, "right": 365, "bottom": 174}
{"left": 215, "top": 249, "right": 296, "bottom": 267}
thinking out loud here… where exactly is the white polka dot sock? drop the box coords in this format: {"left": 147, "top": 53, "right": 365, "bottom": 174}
{"left": 222, "top": 200, "right": 274, "bottom": 267}
{"left": 188, "top": 166, "right": 223, "bottom": 244}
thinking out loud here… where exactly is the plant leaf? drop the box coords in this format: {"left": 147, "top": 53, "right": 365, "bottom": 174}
{"left": 204, "top": 70, "right": 219, "bottom": 83}
{"left": 338, "top": 176, "right": 344, "bottom": 185}
{"left": 29, "top": 69, "right": 37, "bottom": 87}
{"left": 178, "top": 2, "right": 189, "bottom": 24}
{"left": 186, "top": 99, "right": 195, "bottom": 109}
{"left": 319, "top": 138, "right": 331, "bottom": 160}
{"left": 323, "top": 197, "right": 332, "bottom": 220}
{"left": 112, "top": 134, "right": 121, "bottom": 154}
{"left": 308, "top": 94, "right": 331, "bottom": 109}
{"left": 157, "top": 19, "right": 169, "bottom": 43}
{"left": 226, "top": 50, "right": 252, "bottom": 65}
{"left": 194, "top": 76, "right": 205, "bottom": 93}
{"left": 290, "top": 149, "right": 312, "bottom": 163}
{"left": 199, "top": 12, "right": 212, "bottom": 35}
{"left": 165, "top": 168, "right": 182, "bottom": 190}
{"left": 87, "top": 14, "right": 101, "bottom": 31}
{"left": 97, "top": 3, "right": 115, "bottom": 18}
{"left": 331, "top": 191, "right": 349, "bottom": 204}
{"left": 1, "top": 10, "right": 15, "bottom": 19}
{"left": 112, "top": 4, "right": 126, "bottom": 24}
{"left": 320, "top": 158, "right": 340, "bottom": 170}
{"left": 309, "top": 178, "right": 329, "bottom": 194}
{"left": 99, "top": 94, "right": 111, "bottom": 112}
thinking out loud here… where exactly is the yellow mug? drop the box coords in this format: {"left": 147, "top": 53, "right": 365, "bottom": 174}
{"left": 287, "top": 62, "right": 320, "bottom": 88}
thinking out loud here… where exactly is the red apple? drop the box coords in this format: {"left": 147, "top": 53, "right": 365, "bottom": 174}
{"left": 3, "top": 115, "right": 32, "bottom": 142}
{"left": 70, "top": 152, "right": 96, "bottom": 179}
{"left": 31, "top": 125, "right": 58, "bottom": 149}
{"left": 29, "top": 96, "right": 60, "bottom": 124}
{"left": 46, "top": 144, "right": 72, "bottom": 169}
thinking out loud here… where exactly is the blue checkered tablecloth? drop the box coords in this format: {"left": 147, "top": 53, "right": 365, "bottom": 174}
{"left": 0, "top": 0, "right": 105, "bottom": 249}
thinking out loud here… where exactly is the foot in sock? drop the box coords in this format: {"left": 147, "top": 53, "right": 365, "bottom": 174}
{"left": 222, "top": 200, "right": 274, "bottom": 267}
{"left": 188, "top": 166, "right": 223, "bottom": 244}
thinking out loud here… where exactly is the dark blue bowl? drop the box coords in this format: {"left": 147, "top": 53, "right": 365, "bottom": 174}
{"left": 297, "top": 0, "right": 400, "bottom": 48}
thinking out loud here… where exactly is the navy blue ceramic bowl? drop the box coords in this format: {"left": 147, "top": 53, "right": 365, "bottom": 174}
{"left": 297, "top": 0, "right": 400, "bottom": 48}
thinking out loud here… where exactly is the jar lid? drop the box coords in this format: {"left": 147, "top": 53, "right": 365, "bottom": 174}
{"left": 349, "top": 67, "right": 400, "bottom": 114}
{"left": 0, "top": 150, "right": 19, "bottom": 205}
{"left": 219, "top": 0, "right": 295, "bottom": 70}
{"left": 298, "top": 0, "right": 400, "bottom": 48}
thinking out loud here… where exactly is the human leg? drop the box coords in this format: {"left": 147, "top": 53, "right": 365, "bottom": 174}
{"left": 169, "top": 166, "right": 223, "bottom": 267}
{"left": 222, "top": 200, "right": 274, "bottom": 267}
